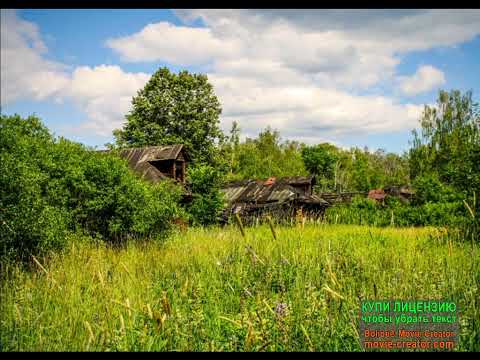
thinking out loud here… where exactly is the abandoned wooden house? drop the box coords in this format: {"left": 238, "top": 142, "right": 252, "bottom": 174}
{"left": 221, "top": 175, "right": 330, "bottom": 224}
{"left": 116, "top": 144, "right": 188, "bottom": 184}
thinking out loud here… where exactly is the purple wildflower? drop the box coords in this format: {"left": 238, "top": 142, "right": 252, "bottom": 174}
{"left": 275, "top": 302, "right": 288, "bottom": 317}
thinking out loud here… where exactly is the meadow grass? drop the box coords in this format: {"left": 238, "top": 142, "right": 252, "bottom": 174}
{"left": 1, "top": 224, "right": 479, "bottom": 351}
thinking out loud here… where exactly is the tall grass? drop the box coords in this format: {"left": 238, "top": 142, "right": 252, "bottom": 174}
{"left": 1, "top": 224, "right": 479, "bottom": 351}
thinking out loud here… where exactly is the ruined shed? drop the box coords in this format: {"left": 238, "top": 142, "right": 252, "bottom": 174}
{"left": 221, "top": 176, "right": 330, "bottom": 223}
{"left": 118, "top": 144, "right": 188, "bottom": 184}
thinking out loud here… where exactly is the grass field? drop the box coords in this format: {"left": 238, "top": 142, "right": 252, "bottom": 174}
{"left": 1, "top": 224, "right": 479, "bottom": 351}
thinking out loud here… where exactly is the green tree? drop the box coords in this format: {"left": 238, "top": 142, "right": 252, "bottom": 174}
{"left": 409, "top": 90, "right": 480, "bottom": 203}
{"left": 114, "top": 67, "right": 225, "bottom": 167}
{"left": 301, "top": 143, "right": 338, "bottom": 191}
{"left": 408, "top": 90, "right": 479, "bottom": 239}
{"left": 231, "top": 127, "right": 307, "bottom": 180}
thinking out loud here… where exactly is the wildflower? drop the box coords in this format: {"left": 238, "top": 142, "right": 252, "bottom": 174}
{"left": 275, "top": 302, "right": 288, "bottom": 317}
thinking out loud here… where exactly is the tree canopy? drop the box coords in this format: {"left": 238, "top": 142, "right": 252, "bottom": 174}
{"left": 409, "top": 89, "right": 480, "bottom": 200}
{"left": 114, "top": 67, "right": 225, "bottom": 167}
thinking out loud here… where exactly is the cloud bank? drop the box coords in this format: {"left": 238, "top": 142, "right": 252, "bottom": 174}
{"left": 2, "top": 9, "right": 480, "bottom": 143}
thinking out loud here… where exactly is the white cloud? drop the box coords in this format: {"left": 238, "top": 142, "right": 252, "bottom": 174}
{"left": 3, "top": 9, "right": 479, "bottom": 144}
{"left": 213, "top": 74, "right": 424, "bottom": 143}
{"left": 106, "top": 21, "right": 240, "bottom": 64}
{"left": 103, "top": 9, "right": 480, "bottom": 142}
{"left": 399, "top": 65, "right": 446, "bottom": 96}
{"left": 169, "top": 9, "right": 480, "bottom": 89}
{"left": 1, "top": 9, "right": 69, "bottom": 105}
{"left": 67, "top": 65, "right": 150, "bottom": 136}
{"left": 1, "top": 10, "right": 149, "bottom": 137}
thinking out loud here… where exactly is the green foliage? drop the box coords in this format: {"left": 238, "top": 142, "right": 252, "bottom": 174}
{"left": 325, "top": 89, "right": 479, "bottom": 232}
{"left": 335, "top": 148, "right": 409, "bottom": 192}
{"left": 409, "top": 89, "right": 480, "bottom": 235}
{"left": 410, "top": 90, "right": 480, "bottom": 199}
{"left": 221, "top": 122, "right": 409, "bottom": 192}
{"left": 1, "top": 115, "right": 70, "bottom": 259}
{"left": 222, "top": 126, "right": 308, "bottom": 181}
{"left": 113, "top": 67, "right": 225, "bottom": 167}
{"left": 301, "top": 143, "right": 338, "bottom": 190}
{"left": 302, "top": 143, "right": 338, "bottom": 177}
{"left": 325, "top": 193, "right": 466, "bottom": 228}
{"left": 0, "top": 114, "right": 183, "bottom": 260}
{"left": 411, "top": 173, "right": 461, "bottom": 205}
{"left": 186, "top": 164, "right": 225, "bottom": 226}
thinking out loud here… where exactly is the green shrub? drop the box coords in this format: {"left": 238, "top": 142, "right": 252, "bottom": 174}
{"left": 0, "top": 114, "right": 183, "bottom": 260}
{"left": 324, "top": 193, "right": 467, "bottom": 228}
{"left": 185, "top": 164, "right": 225, "bottom": 226}
{"left": 412, "top": 173, "right": 462, "bottom": 205}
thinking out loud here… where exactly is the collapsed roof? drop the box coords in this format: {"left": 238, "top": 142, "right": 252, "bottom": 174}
{"left": 116, "top": 144, "right": 186, "bottom": 183}
{"left": 222, "top": 176, "right": 329, "bottom": 209}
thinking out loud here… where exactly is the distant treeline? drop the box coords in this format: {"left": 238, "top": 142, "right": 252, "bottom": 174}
{"left": 220, "top": 123, "right": 409, "bottom": 192}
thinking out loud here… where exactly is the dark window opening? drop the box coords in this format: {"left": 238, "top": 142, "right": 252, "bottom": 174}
{"left": 176, "top": 162, "right": 184, "bottom": 182}
{"left": 150, "top": 160, "right": 174, "bottom": 178}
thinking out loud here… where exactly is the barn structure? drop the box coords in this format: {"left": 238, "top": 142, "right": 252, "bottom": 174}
{"left": 221, "top": 175, "right": 330, "bottom": 224}
{"left": 116, "top": 144, "right": 188, "bottom": 184}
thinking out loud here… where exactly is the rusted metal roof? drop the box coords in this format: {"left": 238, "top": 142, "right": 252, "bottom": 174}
{"left": 368, "top": 189, "right": 386, "bottom": 201}
{"left": 264, "top": 177, "right": 276, "bottom": 185}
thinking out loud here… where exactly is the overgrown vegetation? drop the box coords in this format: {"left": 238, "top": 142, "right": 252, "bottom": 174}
{"left": 221, "top": 89, "right": 480, "bottom": 235}
{"left": 186, "top": 164, "right": 225, "bottom": 226}
{"left": 321, "top": 90, "right": 479, "bottom": 238}
{"left": 112, "top": 67, "right": 227, "bottom": 225}
{"left": 324, "top": 195, "right": 468, "bottom": 228}
{"left": 1, "top": 224, "right": 478, "bottom": 351}
{"left": 0, "top": 115, "right": 183, "bottom": 260}
{"left": 409, "top": 90, "right": 479, "bottom": 241}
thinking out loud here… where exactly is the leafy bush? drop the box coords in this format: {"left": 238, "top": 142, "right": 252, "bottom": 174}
{"left": 411, "top": 173, "right": 462, "bottom": 206}
{"left": 0, "top": 114, "right": 183, "bottom": 260}
{"left": 185, "top": 164, "right": 225, "bottom": 226}
{"left": 324, "top": 194, "right": 467, "bottom": 228}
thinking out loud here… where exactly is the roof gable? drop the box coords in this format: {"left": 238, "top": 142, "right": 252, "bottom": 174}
{"left": 113, "top": 144, "right": 186, "bottom": 183}
{"left": 119, "top": 144, "right": 185, "bottom": 163}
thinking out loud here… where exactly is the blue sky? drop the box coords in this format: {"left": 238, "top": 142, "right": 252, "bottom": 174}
{"left": 2, "top": 9, "right": 479, "bottom": 153}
